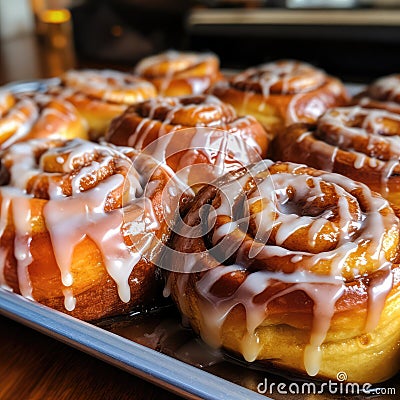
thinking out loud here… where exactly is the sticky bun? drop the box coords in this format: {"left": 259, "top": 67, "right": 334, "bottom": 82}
{"left": 0, "top": 138, "right": 173, "bottom": 321}
{"left": 166, "top": 160, "right": 400, "bottom": 383}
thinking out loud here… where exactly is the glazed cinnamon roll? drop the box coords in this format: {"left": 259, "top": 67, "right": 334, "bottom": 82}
{"left": 275, "top": 106, "right": 400, "bottom": 206}
{"left": 211, "top": 60, "right": 349, "bottom": 138}
{"left": 54, "top": 69, "right": 157, "bottom": 139}
{"left": 166, "top": 160, "right": 400, "bottom": 383}
{"left": 0, "top": 90, "right": 88, "bottom": 149}
{"left": 135, "top": 51, "right": 222, "bottom": 96}
{"left": 0, "top": 138, "right": 172, "bottom": 321}
{"left": 105, "top": 95, "right": 267, "bottom": 188}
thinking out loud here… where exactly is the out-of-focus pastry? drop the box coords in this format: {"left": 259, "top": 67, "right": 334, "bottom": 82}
{"left": 354, "top": 74, "right": 400, "bottom": 113}
{"left": 211, "top": 60, "right": 349, "bottom": 138}
{"left": 53, "top": 69, "right": 157, "bottom": 140}
{"left": 135, "top": 51, "right": 222, "bottom": 96}
{"left": 0, "top": 90, "right": 87, "bottom": 149}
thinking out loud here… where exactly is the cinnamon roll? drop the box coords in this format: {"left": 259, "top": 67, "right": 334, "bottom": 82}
{"left": 166, "top": 160, "right": 400, "bottom": 383}
{"left": 0, "top": 138, "right": 172, "bottom": 321}
{"left": 105, "top": 95, "right": 267, "bottom": 188}
{"left": 354, "top": 74, "right": 400, "bottom": 114}
{"left": 0, "top": 90, "right": 88, "bottom": 149}
{"left": 211, "top": 60, "right": 349, "bottom": 138}
{"left": 54, "top": 69, "right": 157, "bottom": 140}
{"left": 135, "top": 51, "right": 222, "bottom": 96}
{"left": 275, "top": 106, "right": 400, "bottom": 206}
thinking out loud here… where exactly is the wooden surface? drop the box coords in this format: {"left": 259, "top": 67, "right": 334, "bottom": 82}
{"left": 0, "top": 315, "right": 182, "bottom": 400}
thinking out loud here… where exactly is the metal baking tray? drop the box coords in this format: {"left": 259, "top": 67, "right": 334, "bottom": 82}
{"left": 0, "top": 79, "right": 398, "bottom": 399}
{"left": 0, "top": 289, "right": 268, "bottom": 400}
{"left": 0, "top": 288, "right": 399, "bottom": 400}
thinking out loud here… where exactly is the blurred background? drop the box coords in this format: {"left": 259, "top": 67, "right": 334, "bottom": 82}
{"left": 1, "top": 0, "right": 400, "bottom": 84}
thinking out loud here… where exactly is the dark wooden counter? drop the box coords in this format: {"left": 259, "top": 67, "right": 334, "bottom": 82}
{"left": 0, "top": 315, "right": 181, "bottom": 400}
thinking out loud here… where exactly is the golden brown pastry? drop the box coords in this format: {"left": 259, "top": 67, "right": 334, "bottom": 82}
{"left": 274, "top": 106, "right": 400, "bottom": 206}
{"left": 53, "top": 69, "right": 157, "bottom": 140}
{"left": 0, "top": 138, "right": 173, "bottom": 321}
{"left": 211, "top": 60, "right": 349, "bottom": 138}
{"left": 105, "top": 94, "right": 268, "bottom": 188}
{"left": 0, "top": 90, "right": 88, "bottom": 149}
{"left": 166, "top": 160, "right": 400, "bottom": 383}
{"left": 135, "top": 50, "right": 222, "bottom": 96}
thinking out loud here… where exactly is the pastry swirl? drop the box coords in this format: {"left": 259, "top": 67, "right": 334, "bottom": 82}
{"left": 0, "top": 138, "right": 172, "bottom": 320}
{"left": 166, "top": 160, "right": 400, "bottom": 383}
{"left": 0, "top": 90, "right": 88, "bottom": 149}
{"left": 211, "top": 60, "right": 349, "bottom": 138}
{"left": 275, "top": 106, "right": 400, "bottom": 206}
{"left": 53, "top": 69, "right": 157, "bottom": 139}
{"left": 135, "top": 50, "right": 222, "bottom": 96}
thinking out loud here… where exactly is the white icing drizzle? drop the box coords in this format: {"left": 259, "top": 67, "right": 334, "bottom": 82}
{"left": 353, "top": 152, "right": 367, "bottom": 169}
{"left": 44, "top": 174, "right": 139, "bottom": 301}
{"left": 62, "top": 287, "right": 76, "bottom": 312}
{"left": 296, "top": 130, "right": 311, "bottom": 143}
{"left": 195, "top": 266, "right": 344, "bottom": 373}
{"left": 286, "top": 93, "right": 303, "bottom": 124}
{"left": 381, "top": 159, "right": 399, "bottom": 195}
{"left": 364, "top": 264, "right": 394, "bottom": 333}
{"left": 140, "top": 127, "right": 259, "bottom": 191}
{"left": 12, "top": 196, "right": 34, "bottom": 299}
